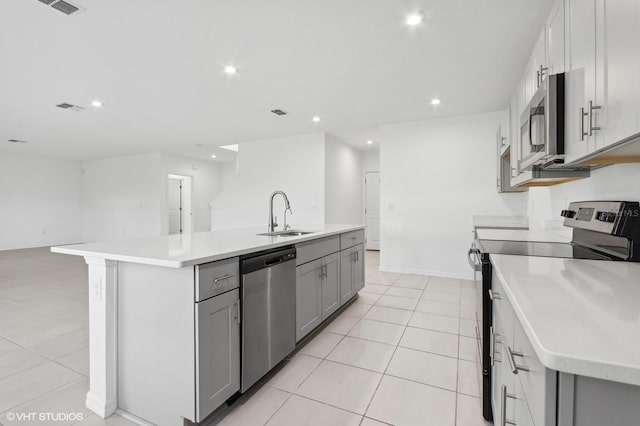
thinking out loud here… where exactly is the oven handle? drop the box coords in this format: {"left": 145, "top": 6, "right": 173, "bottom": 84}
{"left": 467, "top": 247, "right": 481, "bottom": 272}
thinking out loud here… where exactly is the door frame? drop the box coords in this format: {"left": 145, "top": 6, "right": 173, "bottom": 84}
{"left": 167, "top": 174, "right": 193, "bottom": 235}
{"left": 363, "top": 171, "right": 380, "bottom": 251}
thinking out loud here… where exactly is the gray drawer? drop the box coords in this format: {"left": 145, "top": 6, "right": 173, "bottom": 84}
{"left": 196, "top": 257, "right": 239, "bottom": 302}
{"left": 340, "top": 229, "right": 365, "bottom": 249}
{"left": 296, "top": 236, "right": 340, "bottom": 265}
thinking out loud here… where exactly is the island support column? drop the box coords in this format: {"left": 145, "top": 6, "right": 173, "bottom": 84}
{"left": 84, "top": 257, "right": 118, "bottom": 418}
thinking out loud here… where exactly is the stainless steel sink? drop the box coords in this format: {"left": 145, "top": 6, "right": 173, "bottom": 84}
{"left": 257, "top": 230, "right": 316, "bottom": 237}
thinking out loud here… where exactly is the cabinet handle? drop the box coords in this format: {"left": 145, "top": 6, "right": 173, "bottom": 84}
{"left": 579, "top": 107, "right": 588, "bottom": 141}
{"left": 506, "top": 345, "right": 529, "bottom": 374}
{"left": 488, "top": 289, "right": 501, "bottom": 301}
{"left": 501, "top": 385, "right": 517, "bottom": 426}
{"left": 319, "top": 264, "right": 327, "bottom": 279}
{"left": 588, "top": 100, "right": 602, "bottom": 136}
{"left": 213, "top": 274, "right": 234, "bottom": 283}
{"left": 233, "top": 301, "right": 240, "bottom": 323}
{"left": 537, "top": 65, "right": 548, "bottom": 88}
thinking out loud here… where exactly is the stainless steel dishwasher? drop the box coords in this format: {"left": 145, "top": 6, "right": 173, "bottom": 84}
{"left": 240, "top": 246, "right": 296, "bottom": 392}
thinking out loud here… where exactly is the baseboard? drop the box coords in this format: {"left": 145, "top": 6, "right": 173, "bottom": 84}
{"left": 379, "top": 265, "right": 473, "bottom": 281}
{"left": 85, "top": 392, "right": 117, "bottom": 418}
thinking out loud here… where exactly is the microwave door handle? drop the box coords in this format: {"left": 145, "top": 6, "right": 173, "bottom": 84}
{"left": 529, "top": 107, "right": 535, "bottom": 147}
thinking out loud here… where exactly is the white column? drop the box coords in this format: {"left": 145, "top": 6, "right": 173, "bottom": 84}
{"left": 84, "top": 257, "right": 118, "bottom": 418}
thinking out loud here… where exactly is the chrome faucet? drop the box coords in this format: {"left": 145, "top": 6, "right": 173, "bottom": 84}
{"left": 268, "top": 191, "right": 293, "bottom": 232}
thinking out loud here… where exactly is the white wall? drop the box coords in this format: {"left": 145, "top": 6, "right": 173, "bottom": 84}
{"left": 82, "top": 153, "right": 164, "bottom": 242}
{"left": 0, "top": 151, "right": 83, "bottom": 250}
{"left": 362, "top": 150, "right": 380, "bottom": 172}
{"left": 380, "top": 112, "right": 527, "bottom": 279}
{"left": 324, "top": 135, "right": 363, "bottom": 225}
{"left": 211, "top": 133, "right": 326, "bottom": 230}
{"left": 528, "top": 163, "right": 640, "bottom": 230}
{"left": 160, "top": 154, "right": 223, "bottom": 234}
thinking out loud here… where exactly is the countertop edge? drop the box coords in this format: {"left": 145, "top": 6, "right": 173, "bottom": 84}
{"left": 51, "top": 225, "right": 366, "bottom": 268}
{"left": 490, "top": 254, "right": 640, "bottom": 387}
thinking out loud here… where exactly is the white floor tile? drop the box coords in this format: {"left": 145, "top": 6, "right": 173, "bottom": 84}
{"left": 384, "top": 287, "right": 423, "bottom": 299}
{"left": 0, "top": 361, "right": 82, "bottom": 412}
{"left": 218, "top": 385, "right": 290, "bottom": 426}
{"left": 363, "top": 284, "right": 389, "bottom": 295}
{"left": 408, "top": 311, "right": 459, "bottom": 335}
{"left": 295, "top": 360, "right": 382, "bottom": 415}
{"left": 70, "top": 414, "right": 138, "bottom": 426}
{"left": 459, "top": 336, "right": 480, "bottom": 362}
{"left": 457, "top": 359, "right": 481, "bottom": 397}
{"left": 415, "top": 300, "right": 460, "bottom": 318}
{"left": 459, "top": 305, "right": 476, "bottom": 320}
{"left": 397, "top": 274, "right": 430, "bottom": 283}
{"left": 364, "top": 306, "right": 412, "bottom": 326}
{"left": 375, "top": 295, "right": 418, "bottom": 310}
{"left": 264, "top": 354, "right": 321, "bottom": 393}
{"left": 56, "top": 347, "right": 89, "bottom": 377}
{"left": 299, "top": 332, "right": 343, "bottom": 359}
{"left": 386, "top": 347, "right": 458, "bottom": 391}
{"left": 361, "top": 418, "right": 392, "bottom": 426}
{"left": 266, "top": 394, "right": 362, "bottom": 426}
{"left": 456, "top": 394, "right": 493, "bottom": 426}
{"left": 399, "top": 327, "right": 458, "bottom": 358}
{"left": 326, "top": 336, "right": 395, "bottom": 373}
{"left": 392, "top": 278, "right": 427, "bottom": 290}
{"left": 341, "top": 302, "right": 373, "bottom": 319}
{"left": 0, "top": 347, "right": 47, "bottom": 380}
{"left": 347, "top": 319, "right": 405, "bottom": 345}
{"left": 357, "top": 292, "right": 382, "bottom": 305}
{"left": 323, "top": 315, "right": 360, "bottom": 335}
{"left": 0, "top": 338, "right": 20, "bottom": 355}
{"left": 366, "top": 375, "right": 456, "bottom": 426}
{"left": 428, "top": 278, "right": 462, "bottom": 294}
{"left": 421, "top": 290, "right": 460, "bottom": 305}
{"left": 459, "top": 318, "right": 477, "bottom": 338}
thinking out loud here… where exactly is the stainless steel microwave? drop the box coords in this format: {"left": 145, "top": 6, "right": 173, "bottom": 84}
{"left": 519, "top": 73, "right": 565, "bottom": 170}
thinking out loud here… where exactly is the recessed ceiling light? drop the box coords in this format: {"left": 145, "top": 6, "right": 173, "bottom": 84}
{"left": 406, "top": 12, "right": 425, "bottom": 26}
{"left": 312, "top": 116, "right": 321, "bottom": 123}
{"left": 195, "top": 143, "right": 204, "bottom": 147}
{"left": 431, "top": 98, "right": 441, "bottom": 106}
{"left": 91, "top": 100, "right": 103, "bottom": 108}
{"left": 367, "top": 140, "right": 373, "bottom": 145}
{"left": 211, "top": 154, "right": 217, "bottom": 159}
{"left": 224, "top": 65, "right": 237, "bottom": 75}
{"left": 219, "top": 144, "right": 239, "bottom": 152}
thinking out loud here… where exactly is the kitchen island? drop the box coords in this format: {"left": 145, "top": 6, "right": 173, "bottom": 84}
{"left": 52, "top": 224, "right": 366, "bottom": 425}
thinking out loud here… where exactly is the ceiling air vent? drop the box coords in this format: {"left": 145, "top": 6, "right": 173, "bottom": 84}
{"left": 37, "top": 0, "right": 84, "bottom": 16}
{"left": 271, "top": 109, "right": 287, "bottom": 116}
{"left": 56, "top": 102, "right": 85, "bottom": 111}
{"left": 7, "top": 139, "right": 29, "bottom": 144}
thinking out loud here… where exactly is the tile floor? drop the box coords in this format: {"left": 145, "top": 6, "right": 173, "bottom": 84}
{"left": 0, "top": 248, "right": 490, "bottom": 426}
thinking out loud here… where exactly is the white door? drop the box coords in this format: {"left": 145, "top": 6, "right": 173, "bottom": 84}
{"left": 168, "top": 178, "right": 182, "bottom": 235}
{"left": 365, "top": 172, "right": 380, "bottom": 250}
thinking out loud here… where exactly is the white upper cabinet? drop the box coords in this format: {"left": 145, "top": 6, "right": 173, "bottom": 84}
{"left": 546, "top": 0, "right": 565, "bottom": 75}
{"left": 531, "top": 28, "right": 548, "bottom": 91}
{"left": 564, "top": 0, "right": 598, "bottom": 164}
{"left": 595, "top": 0, "right": 640, "bottom": 151}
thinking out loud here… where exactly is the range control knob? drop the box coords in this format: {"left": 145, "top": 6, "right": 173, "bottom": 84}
{"left": 561, "top": 210, "right": 576, "bottom": 218}
{"left": 596, "top": 211, "right": 617, "bottom": 223}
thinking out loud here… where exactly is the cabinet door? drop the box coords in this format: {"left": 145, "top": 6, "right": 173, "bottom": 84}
{"left": 296, "top": 259, "right": 323, "bottom": 342}
{"left": 321, "top": 253, "right": 340, "bottom": 320}
{"left": 340, "top": 248, "right": 355, "bottom": 305}
{"left": 531, "top": 27, "right": 548, "bottom": 89}
{"left": 353, "top": 244, "right": 365, "bottom": 293}
{"left": 565, "top": 0, "right": 597, "bottom": 163}
{"left": 196, "top": 289, "right": 240, "bottom": 421}
{"left": 509, "top": 93, "right": 521, "bottom": 187}
{"left": 547, "top": 0, "right": 565, "bottom": 75}
{"left": 596, "top": 0, "right": 640, "bottom": 150}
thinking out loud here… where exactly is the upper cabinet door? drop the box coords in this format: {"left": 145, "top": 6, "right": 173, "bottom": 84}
{"left": 564, "top": 0, "right": 597, "bottom": 164}
{"left": 531, "top": 28, "right": 548, "bottom": 90}
{"left": 596, "top": 0, "right": 640, "bottom": 151}
{"left": 546, "top": 0, "right": 565, "bottom": 75}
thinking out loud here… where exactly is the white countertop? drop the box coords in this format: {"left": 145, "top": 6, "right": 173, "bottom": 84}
{"left": 472, "top": 215, "right": 529, "bottom": 230}
{"left": 51, "top": 224, "right": 365, "bottom": 268}
{"left": 491, "top": 254, "right": 640, "bottom": 386}
{"left": 476, "top": 228, "right": 571, "bottom": 243}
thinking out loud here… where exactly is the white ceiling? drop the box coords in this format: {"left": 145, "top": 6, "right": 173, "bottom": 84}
{"left": 0, "top": 0, "right": 554, "bottom": 161}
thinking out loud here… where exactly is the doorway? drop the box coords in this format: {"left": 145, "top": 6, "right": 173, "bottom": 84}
{"left": 364, "top": 171, "right": 380, "bottom": 250}
{"left": 168, "top": 174, "right": 192, "bottom": 235}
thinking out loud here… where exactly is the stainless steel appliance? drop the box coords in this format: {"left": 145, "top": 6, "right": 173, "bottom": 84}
{"left": 519, "top": 73, "right": 565, "bottom": 170}
{"left": 468, "top": 200, "right": 640, "bottom": 421}
{"left": 240, "top": 246, "right": 296, "bottom": 393}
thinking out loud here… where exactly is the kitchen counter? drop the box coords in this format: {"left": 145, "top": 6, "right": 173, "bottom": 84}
{"left": 51, "top": 224, "right": 365, "bottom": 267}
{"left": 476, "top": 228, "right": 571, "bottom": 242}
{"left": 491, "top": 254, "right": 640, "bottom": 386}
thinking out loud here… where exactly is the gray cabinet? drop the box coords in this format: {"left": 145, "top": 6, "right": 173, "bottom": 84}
{"left": 340, "top": 243, "right": 364, "bottom": 305}
{"left": 321, "top": 252, "right": 340, "bottom": 319}
{"left": 195, "top": 288, "right": 240, "bottom": 422}
{"left": 295, "top": 259, "right": 323, "bottom": 342}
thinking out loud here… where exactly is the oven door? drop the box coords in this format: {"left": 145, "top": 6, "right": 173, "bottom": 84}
{"left": 519, "top": 84, "right": 548, "bottom": 170}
